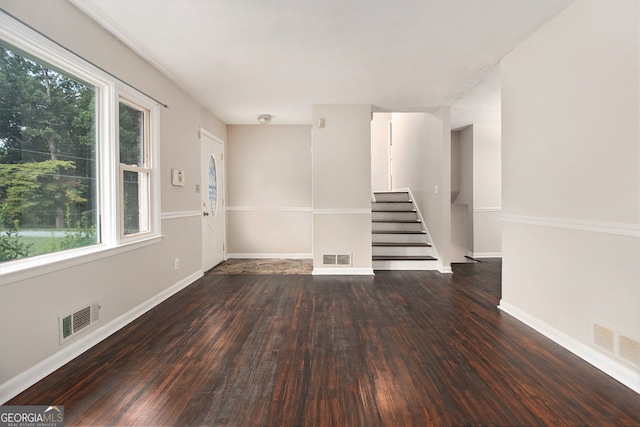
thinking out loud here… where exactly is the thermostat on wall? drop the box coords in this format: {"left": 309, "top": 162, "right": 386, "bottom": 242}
{"left": 171, "top": 169, "right": 185, "bottom": 186}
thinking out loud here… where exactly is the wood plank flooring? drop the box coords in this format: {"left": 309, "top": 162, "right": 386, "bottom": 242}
{"left": 8, "top": 260, "right": 640, "bottom": 426}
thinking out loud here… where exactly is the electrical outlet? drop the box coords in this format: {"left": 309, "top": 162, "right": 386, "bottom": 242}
{"left": 174, "top": 258, "right": 180, "bottom": 270}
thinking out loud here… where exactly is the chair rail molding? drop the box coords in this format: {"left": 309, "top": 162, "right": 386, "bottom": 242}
{"left": 501, "top": 214, "right": 640, "bottom": 238}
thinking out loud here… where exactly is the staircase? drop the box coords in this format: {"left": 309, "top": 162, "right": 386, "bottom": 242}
{"left": 372, "top": 190, "right": 438, "bottom": 270}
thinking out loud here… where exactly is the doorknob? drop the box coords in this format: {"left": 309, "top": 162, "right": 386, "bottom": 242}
{"left": 203, "top": 211, "right": 209, "bottom": 216}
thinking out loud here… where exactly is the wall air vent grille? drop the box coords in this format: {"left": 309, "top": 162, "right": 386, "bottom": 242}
{"left": 337, "top": 255, "right": 352, "bottom": 266}
{"left": 619, "top": 335, "right": 640, "bottom": 367}
{"left": 323, "top": 254, "right": 352, "bottom": 266}
{"left": 323, "top": 255, "right": 337, "bottom": 265}
{"left": 73, "top": 306, "right": 91, "bottom": 333}
{"left": 59, "top": 302, "right": 100, "bottom": 343}
{"left": 593, "top": 324, "right": 614, "bottom": 352}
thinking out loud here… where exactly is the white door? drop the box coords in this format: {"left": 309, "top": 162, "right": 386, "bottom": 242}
{"left": 201, "top": 129, "right": 225, "bottom": 271}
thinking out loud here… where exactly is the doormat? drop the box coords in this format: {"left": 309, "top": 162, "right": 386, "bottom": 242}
{"left": 209, "top": 258, "right": 313, "bottom": 275}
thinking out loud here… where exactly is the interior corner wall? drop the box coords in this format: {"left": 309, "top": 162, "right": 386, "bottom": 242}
{"left": 451, "top": 123, "right": 501, "bottom": 260}
{"left": 226, "top": 125, "right": 312, "bottom": 257}
{"left": 501, "top": 0, "right": 640, "bottom": 392}
{"left": 0, "top": 0, "right": 226, "bottom": 400}
{"left": 391, "top": 110, "right": 451, "bottom": 270}
{"left": 312, "top": 105, "right": 373, "bottom": 274}
{"left": 451, "top": 127, "right": 473, "bottom": 262}
{"left": 471, "top": 123, "right": 502, "bottom": 257}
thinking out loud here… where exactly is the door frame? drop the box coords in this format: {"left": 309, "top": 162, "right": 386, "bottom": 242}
{"left": 199, "top": 127, "right": 226, "bottom": 271}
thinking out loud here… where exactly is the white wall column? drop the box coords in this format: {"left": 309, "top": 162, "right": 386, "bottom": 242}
{"left": 312, "top": 105, "right": 373, "bottom": 275}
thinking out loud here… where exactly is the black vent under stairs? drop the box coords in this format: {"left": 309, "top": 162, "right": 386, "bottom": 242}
{"left": 372, "top": 191, "right": 437, "bottom": 270}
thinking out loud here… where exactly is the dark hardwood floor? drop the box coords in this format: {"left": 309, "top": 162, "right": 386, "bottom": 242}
{"left": 8, "top": 260, "right": 640, "bottom": 426}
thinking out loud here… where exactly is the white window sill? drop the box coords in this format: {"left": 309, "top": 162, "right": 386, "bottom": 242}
{"left": 0, "top": 235, "right": 164, "bottom": 286}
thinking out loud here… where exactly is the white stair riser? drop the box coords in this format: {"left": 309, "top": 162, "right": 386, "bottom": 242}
{"left": 372, "top": 222, "right": 423, "bottom": 232}
{"left": 374, "top": 192, "right": 411, "bottom": 202}
{"left": 373, "top": 259, "right": 439, "bottom": 270}
{"left": 372, "top": 202, "right": 414, "bottom": 211}
{"left": 373, "top": 246, "right": 433, "bottom": 257}
{"left": 372, "top": 211, "right": 418, "bottom": 221}
{"left": 372, "top": 233, "right": 428, "bottom": 244}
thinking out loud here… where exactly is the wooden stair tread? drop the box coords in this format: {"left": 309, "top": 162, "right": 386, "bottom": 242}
{"left": 372, "top": 255, "right": 437, "bottom": 261}
{"left": 372, "top": 219, "right": 421, "bottom": 223}
{"left": 372, "top": 209, "right": 417, "bottom": 212}
{"left": 372, "top": 230, "right": 426, "bottom": 234}
{"left": 372, "top": 200, "right": 413, "bottom": 203}
{"left": 372, "top": 242, "right": 432, "bottom": 247}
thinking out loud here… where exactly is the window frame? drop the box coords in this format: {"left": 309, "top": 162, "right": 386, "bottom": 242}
{"left": 0, "top": 12, "right": 162, "bottom": 283}
{"left": 117, "top": 93, "right": 160, "bottom": 241}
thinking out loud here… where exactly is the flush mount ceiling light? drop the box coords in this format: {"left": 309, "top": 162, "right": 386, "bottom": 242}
{"left": 257, "top": 114, "right": 272, "bottom": 125}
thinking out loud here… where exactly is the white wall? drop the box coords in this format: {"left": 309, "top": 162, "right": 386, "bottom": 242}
{"left": 371, "top": 113, "right": 391, "bottom": 192}
{"left": 501, "top": 0, "right": 640, "bottom": 392}
{"left": 312, "top": 105, "right": 372, "bottom": 274}
{"left": 390, "top": 110, "right": 452, "bottom": 271}
{"left": 0, "top": 0, "right": 226, "bottom": 401}
{"left": 226, "top": 125, "right": 312, "bottom": 257}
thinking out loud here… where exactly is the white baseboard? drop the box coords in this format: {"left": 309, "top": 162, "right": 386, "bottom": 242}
{"left": 0, "top": 270, "right": 204, "bottom": 404}
{"left": 227, "top": 253, "right": 312, "bottom": 259}
{"left": 438, "top": 266, "right": 453, "bottom": 274}
{"left": 498, "top": 301, "right": 640, "bottom": 394}
{"left": 471, "top": 252, "right": 502, "bottom": 258}
{"left": 372, "top": 260, "right": 439, "bottom": 271}
{"left": 312, "top": 267, "right": 375, "bottom": 276}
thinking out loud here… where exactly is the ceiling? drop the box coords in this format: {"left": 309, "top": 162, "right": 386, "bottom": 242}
{"left": 70, "top": 0, "right": 573, "bottom": 126}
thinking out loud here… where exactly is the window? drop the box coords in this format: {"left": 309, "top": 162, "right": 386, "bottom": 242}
{"left": 0, "top": 12, "right": 160, "bottom": 275}
{"left": 0, "top": 42, "right": 99, "bottom": 261}
{"left": 119, "top": 99, "right": 151, "bottom": 237}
